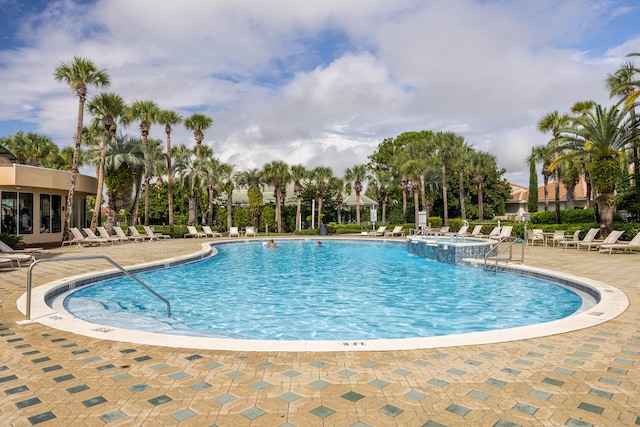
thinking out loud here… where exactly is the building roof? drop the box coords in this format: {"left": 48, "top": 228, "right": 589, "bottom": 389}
{"left": 509, "top": 177, "right": 588, "bottom": 203}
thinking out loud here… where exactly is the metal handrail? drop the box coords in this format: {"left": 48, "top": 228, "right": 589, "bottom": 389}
{"left": 483, "top": 237, "right": 526, "bottom": 272}
{"left": 25, "top": 255, "right": 171, "bottom": 320}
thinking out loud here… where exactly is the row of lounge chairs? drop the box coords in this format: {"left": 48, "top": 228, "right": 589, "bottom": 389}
{"left": 62, "top": 226, "right": 171, "bottom": 247}
{"left": 526, "top": 227, "right": 640, "bottom": 254}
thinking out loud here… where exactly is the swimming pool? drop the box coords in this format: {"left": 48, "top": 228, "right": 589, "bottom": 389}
{"left": 61, "top": 239, "right": 585, "bottom": 341}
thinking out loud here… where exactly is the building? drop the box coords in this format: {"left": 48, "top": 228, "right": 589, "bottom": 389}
{"left": 0, "top": 154, "right": 98, "bottom": 245}
{"left": 506, "top": 178, "right": 589, "bottom": 222}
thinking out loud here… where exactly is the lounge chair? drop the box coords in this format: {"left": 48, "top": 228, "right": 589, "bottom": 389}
{"left": 202, "top": 225, "right": 222, "bottom": 238}
{"left": 490, "top": 225, "right": 513, "bottom": 242}
{"left": 245, "top": 226, "right": 258, "bottom": 237}
{"left": 478, "top": 226, "right": 501, "bottom": 238}
{"left": 184, "top": 225, "right": 206, "bottom": 238}
{"left": 555, "top": 230, "right": 580, "bottom": 248}
{"left": 384, "top": 226, "right": 405, "bottom": 237}
{"left": 0, "top": 253, "right": 32, "bottom": 268}
{"left": 469, "top": 225, "right": 483, "bottom": 237}
{"left": 143, "top": 225, "right": 170, "bottom": 240}
{"left": 526, "top": 228, "right": 545, "bottom": 246}
{"left": 98, "top": 226, "right": 129, "bottom": 244}
{"left": 229, "top": 226, "right": 241, "bottom": 238}
{"left": 114, "top": 226, "right": 144, "bottom": 242}
{"left": 368, "top": 226, "right": 387, "bottom": 236}
{"left": 559, "top": 228, "right": 599, "bottom": 250}
{"left": 129, "top": 226, "right": 157, "bottom": 241}
{"left": 83, "top": 227, "right": 117, "bottom": 244}
{"left": 0, "top": 240, "right": 50, "bottom": 258}
{"left": 599, "top": 231, "right": 640, "bottom": 254}
{"left": 456, "top": 225, "right": 469, "bottom": 236}
{"left": 0, "top": 257, "right": 16, "bottom": 269}
{"left": 67, "top": 227, "right": 105, "bottom": 246}
{"left": 549, "top": 230, "right": 567, "bottom": 247}
{"left": 578, "top": 230, "right": 624, "bottom": 252}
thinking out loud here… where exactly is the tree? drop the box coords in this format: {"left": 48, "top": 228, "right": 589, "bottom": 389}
{"left": 217, "top": 162, "right": 235, "bottom": 231}
{"left": 311, "top": 166, "right": 333, "bottom": 228}
{"left": 528, "top": 143, "right": 554, "bottom": 212}
{"left": 330, "top": 177, "right": 346, "bottom": 224}
{"left": 538, "top": 111, "right": 571, "bottom": 223}
{"left": 371, "top": 169, "right": 392, "bottom": 224}
{"left": 54, "top": 56, "right": 110, "bottom": 241}
{"left": 344, "top": 164, "right": 369, "bottom": 224}
{"left": 467, "top": 151, "right": 497, "bottom": 221}
{"left": 86, "top": 92, "right": 127, "bottom": 231}
{"left": 2, "top": 132, "right": 59, "bottom": 166}
{"left": 262, "top": 160, "right": 290, "bottom": 233}
{"left": 156, "top": 109, "right": 182, "bottom": 232}
{"left": 173, "top": 146, "right": 202, "bottom": 226}
{"left": 290, "top": 165, "right": 308, "bottom": 231}
{"left": 433, "top": 131, "right": 465, "bottom": 226}
{"left": 235, "top": 168, "right": 264, "bottom": 228}
{"left": 557, "top": 104, "right": 634, "bottom": 232}
{"left": 401, "top": 159, "right": 425, "bottom": 228}
{"left": 184, "top": 113, "right": 213, "bottom": 159}
{"left": 526, "top": 147, "right": 539, "bottom": 213}
{"left": 141, "top": 138, "right": 166, "bottom": 225}
{"left": 201, "top": 155, "right": 222, "bottom": 226}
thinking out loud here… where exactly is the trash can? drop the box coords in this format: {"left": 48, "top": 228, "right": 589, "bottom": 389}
{"left": 319, "top": 224, "right": 328, "bottom": 236}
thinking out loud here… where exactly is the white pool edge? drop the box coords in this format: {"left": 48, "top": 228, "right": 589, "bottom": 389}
{"left": 16, "top": 238, "right": 629, "bottom": 352}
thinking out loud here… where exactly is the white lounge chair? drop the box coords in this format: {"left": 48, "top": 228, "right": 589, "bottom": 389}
{"left": 83, "top": 227, "right": 116, "bottom": 245}
{"left": 368, "top": 226, "right": 387, "bottom": 236}
{"left": 599, "top": 231, "right": 640, "bottom": 254}
{"left": 245, "top": 226, "right": 258, "bottom": 237}
{"left": 114, "top": 226, "right": 144, "bottom": 242}
{"left": 490, "top": 225, "right": 513, "bottom": 242}
{"left": 0, "top": 240, "right": 49, "bottom": 258}
{"left": 184, "top": 225, "right": 206, "bottom": 238}
{"left": 202, "top": 225, "right": 222, "bottom": 238}
{"left": 67, "top": 227, "right": 105, "bottom": 246}
{"left": 229, "top": 226, "right": 240, "bottom": 238}
{"left": 479, "top": 226, "right": 501, "bottom": 238}
{"left": 97, "top": 226, "right": 129, "bottom": 244}
{"left": 559, "top": 228, "right": 599, "bottom": 250}
{"left": 549, "top": 230, "right": 567, "bottom": 247}
{"left": 143, "top": 225, "right": 170, "bottom": 240}
{"left": 384, "top": 226, "right": 405, "bottom": 237}
{"left": 578, "top": 230, "right": 624, "bottom": 252}
{"left": 129, "top": 226, "right": 157, "bottom": 241}
{"left": 469, "top": 225, "right": 483, "bottom": 237}
{"left": 0, "top": 253, "right": 32, "bottom": 268}
{"left": 456, "top": 225, "right": 469, "bottom": 236}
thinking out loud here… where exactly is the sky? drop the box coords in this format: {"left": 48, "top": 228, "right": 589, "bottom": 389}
{"left": 2, "top": 0, "right": 640, "bottom": 186}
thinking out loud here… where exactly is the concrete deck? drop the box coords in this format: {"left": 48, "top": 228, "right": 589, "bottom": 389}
{"left": 0, "top": 237, "right": 638, "bottom": 426}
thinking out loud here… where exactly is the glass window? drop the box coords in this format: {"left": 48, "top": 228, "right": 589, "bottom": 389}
{"left": 39, "top": 194, "right": 62, "bottom": 234}
{"left": 51, "top": 195, "right": 61, "bottom": 233}
{"left": 1, "top": 191, "right": 17, "bottom": 234}
{"left": 18, "top": 193, "right": 34, "bottom": 235}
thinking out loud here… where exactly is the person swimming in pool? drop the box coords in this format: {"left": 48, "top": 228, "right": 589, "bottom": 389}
{"left": 267, "top": 239, "right": 277, "bottom": 248}
{"left": 316, "top": 241, "right": 322, "bottom": 247}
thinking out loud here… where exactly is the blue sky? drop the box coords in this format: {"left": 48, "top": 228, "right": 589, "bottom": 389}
{"left": 1, "top": 0, "right": 640, "bottom": 185}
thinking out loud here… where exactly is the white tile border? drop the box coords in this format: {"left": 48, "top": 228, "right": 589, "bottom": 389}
{"left": 16, "top": 238, "right": 629, "bottom": 352}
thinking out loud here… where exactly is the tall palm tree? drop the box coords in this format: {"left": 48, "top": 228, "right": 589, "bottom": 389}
{"left": 607, "top": 60, "right": 640, "bottom": 205}
{"left": 103, "top": 136, "right": 144, "bottom": 232}
{"left": 433, "top": 131, "right": 464, "bottom": 226}
{"left": 173, "top": 146, "right": 202, "bottom": 226}
{"left": 235, "top": 168, "right": 264, "bottom": 228}
{"left": 217, "top": 163, "right": 236, "bottom": 232}
{"left": 329, "top": 177, "right": 346, "bottom": 225}
{"left": 184, "top": 113, "right": 213, "bottom": 159}
{"left": 141, "top": 138, "right": 166, "bottom": 225}
{"left": 344, "top": 164, "right": 369, "bottom": 224}
{"left": 201, "top": 155, "right": 222, "bottom": 226}
{"left": 538, "top": 111, "right": 571, "bottom": 223}
{"left": 467, "top": 151, "right": 496, "bottom": 221}
{"left": 126, "top": 100, "right": 160, "bottom": 226}
{"left": 290, "top": 164, "right": 308, "bottom": 231}
{"left": 262, "top": 160, "right": 290, "bottom": 233}
{"left": 86, "top": 92, "right": 127, "bottom": 231}
{"left": 311, "top": 166, "right": 333, "bottom": 228}
{"left": 156, "top": 109, "right": 182, "bottom": 232}
{"left": 557, "top": 104, "right": 634, "bottom": 232}
{"left": 54, "top": 56, "right": 110, "bottom": 241}
{"left": 401, "top": 159, "right": 425, "bottom": 228}
{"left": 528, "top": 143, "right": 555, "bottom": 211}
{"left": 371, "top": 169, "right": 392, "bottom": 224}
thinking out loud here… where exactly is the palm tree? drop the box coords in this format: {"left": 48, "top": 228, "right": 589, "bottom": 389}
{"left": 86, "top": 92, "right": 127, "bottom": 231}
{"left": 201, "top": 155, "right": 222, "bottom": 226}
{"left": 311, "top": 166, "right": 333, "bottom": 228}
{"left": 217, "top": 163, "right": 236, "bottom": 232}
{"left": 344, "top": 164, "right": 369, "bottom": 224}
{"left": 557, "top": 104, "right": 634, "bottom": 232}
{"left": 433, "top": 131, "right": 464, "bottom": 226}
{"left": 141, "top": 138, "right": 166, "bottom": 225}
{"left": 538, "top": 111, "right": 571, "bottom": 223}
{"left": 329, "top": 177, "right": 346, "bottom": 224}
{"left": 467, "top": 151, "right": 496, "bottom": 221}
{"left": 235, "top": 168, "right": 264, "bottom": 228}
{"left": 126, "top": 100, "right": 160, "bottom": 226}
{"left": 103, "top": 136, "right": 144, "bottom": 232}
{"left": 290, "top": 165, "right": 308, "bottom": 231}
{"left": 528, "top": 143, "right": 555, "bottom": 211}
{"left": 54, "top": 56, "right": 110, "bottom": 241}
{"left": 371, "top": 169, "right": 392, "bottom": 224}
{"left": 401, "top": 160, "right": 425, "bottom": 228}
{"left": 262, "top": 160, "right": 290, "bottom": 233}
{"left": 156, "top": 109, "right": 182, "bottom": 232}
{"left": 607, "top": 60, "right": 640, "bottom": 205}
{"left": 173, "top": 146, "right": 202, "bottom": 226}
{"left": 184, "top": 113, "right": 213, "bottom": 159}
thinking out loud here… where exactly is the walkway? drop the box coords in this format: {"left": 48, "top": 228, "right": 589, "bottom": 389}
{"left": 0, "top": 237, "right": 638, "bottom": 426}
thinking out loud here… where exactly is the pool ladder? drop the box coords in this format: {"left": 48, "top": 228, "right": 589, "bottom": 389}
{"left": 483, "top": 237, "right": 526, "bottom": 272}
{"left": 24, "top": 255, "right": 171, "bottom": 321}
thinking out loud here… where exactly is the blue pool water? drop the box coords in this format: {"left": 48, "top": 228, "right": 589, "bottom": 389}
{"left": 63, "top": 240, "right": 583, "bottom": 341}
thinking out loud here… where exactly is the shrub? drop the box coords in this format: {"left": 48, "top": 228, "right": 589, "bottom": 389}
{"left": 0, "top": 233, "right": 24, "bottom": 248}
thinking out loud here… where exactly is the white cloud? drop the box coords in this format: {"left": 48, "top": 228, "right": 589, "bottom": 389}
{"left": 0, "top": 0, "right": 638, "bottom": 187}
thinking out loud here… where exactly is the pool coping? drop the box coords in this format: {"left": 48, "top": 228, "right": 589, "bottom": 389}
{"left": 16, "top": 237, "right": 629, "bottom": 352}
